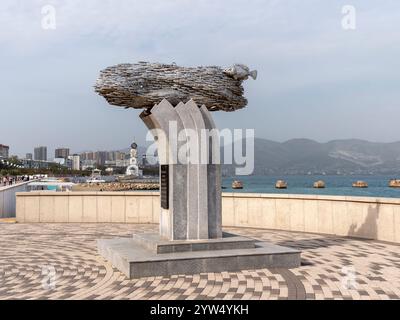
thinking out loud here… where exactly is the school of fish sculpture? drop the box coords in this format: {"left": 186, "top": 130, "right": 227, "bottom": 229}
{"left": 94, "top": 61, "right": 257, "bottom": 112}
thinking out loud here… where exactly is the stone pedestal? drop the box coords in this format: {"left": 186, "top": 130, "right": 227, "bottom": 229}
{"left": 140, "top": 99, "right": 222, "bottom": 241}
{"left": 97, "top": 99, "right": 301, "bottom": 278}
{"left": 98, "top": 233, "right": 301, "bottom": 279}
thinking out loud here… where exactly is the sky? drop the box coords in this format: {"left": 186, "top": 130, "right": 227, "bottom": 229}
{"left": 0, "top": 0, "right": 399, "bottom": 158}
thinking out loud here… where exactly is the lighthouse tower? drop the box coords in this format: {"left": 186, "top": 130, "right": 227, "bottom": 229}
{"left": 125, "top": 140, "right": 142, "bottom": 177}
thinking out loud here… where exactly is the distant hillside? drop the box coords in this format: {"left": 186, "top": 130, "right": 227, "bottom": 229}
{"left": 223, "top": 138, "right": 400, "bottom": 175}
{"left": 113, "top": 138, "right": 400, "bottom": 175}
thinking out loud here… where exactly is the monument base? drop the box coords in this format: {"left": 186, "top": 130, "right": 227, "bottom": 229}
{"left": 97, "top": 233, "right": 301, "bottom": 279}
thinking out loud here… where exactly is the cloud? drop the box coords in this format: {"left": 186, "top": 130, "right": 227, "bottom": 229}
{"left": 1, "top": 0, "right": 400, "bottom": 156}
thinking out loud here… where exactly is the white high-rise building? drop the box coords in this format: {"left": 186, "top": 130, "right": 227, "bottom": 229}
{"left": 69, "top": 154, "right": 80, "bottom": 171}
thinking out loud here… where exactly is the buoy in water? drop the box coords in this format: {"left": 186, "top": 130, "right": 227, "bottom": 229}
{"left": 389, "top": 179, "right": 400, "bottom": 188}
{"left": 232, "top": 180, "right": 243, "bottom": 189}
{"left": 313, "top": 180, "right": 326, "bottom": 188}
{"left": 275, "top": 180, "right": 287, "bottom": 189}
{"left": 352, "top": 181, "right": 368, "bottom": 188}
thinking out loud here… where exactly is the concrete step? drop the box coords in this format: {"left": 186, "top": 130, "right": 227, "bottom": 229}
{"left": 132, "top": 232, "right": 256, "bottom": 254}
{"left": 98, "top": 234, "right": 301, "bottom": 279}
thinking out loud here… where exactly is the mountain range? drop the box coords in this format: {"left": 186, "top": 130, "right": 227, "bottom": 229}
{"left": 116, "top": 138, "right": 400, "bottom": 175}
{"left": 223, "top": 138, "right": 400, "bottom": 175}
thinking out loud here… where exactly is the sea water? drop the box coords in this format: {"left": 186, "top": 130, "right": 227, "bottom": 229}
{"left": 222, "top": 175, "right": 400, "bottom": 198}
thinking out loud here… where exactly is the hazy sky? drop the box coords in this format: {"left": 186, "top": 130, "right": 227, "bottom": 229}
{"left": 1, "top": 0, "right": 399, "bottom": 157}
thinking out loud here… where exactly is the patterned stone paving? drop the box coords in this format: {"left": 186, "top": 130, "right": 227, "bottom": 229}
{"left": 0, "top": 223, "right": 399, "bottom": 300}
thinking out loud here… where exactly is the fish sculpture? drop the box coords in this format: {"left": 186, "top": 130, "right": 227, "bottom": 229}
{"left": 94, "top": 61, "right": 256, "bottom": 112}
{"left": 223, "top": 64, "right": 257, "bottom": 81}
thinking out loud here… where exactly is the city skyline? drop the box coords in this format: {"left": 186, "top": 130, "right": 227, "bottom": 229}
{"left": 1, "top": 1, "right": 400, "bottom": 157}
{"left": 5, "top": 135, "right": 400, "bottom": 161}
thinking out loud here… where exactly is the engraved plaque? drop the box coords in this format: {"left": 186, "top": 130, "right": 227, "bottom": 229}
{"left": 160, "top": 165, "right": 169, "bottom": 209}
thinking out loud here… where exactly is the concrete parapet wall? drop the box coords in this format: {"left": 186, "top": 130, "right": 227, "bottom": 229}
{"left": 16, "top": 191, "right": 160, "bottom": 224}
{"left": 221, "top": 193, "right": 400, "bottom": 243}
{"left": 16, "top": 192, "right": 400, "bottom": 243}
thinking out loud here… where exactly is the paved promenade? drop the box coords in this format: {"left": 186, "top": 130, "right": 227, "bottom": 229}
{"left": 0, "top": 223, "right": 399, "bottom": 300}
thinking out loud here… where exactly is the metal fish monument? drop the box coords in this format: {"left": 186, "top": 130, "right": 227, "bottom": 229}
{"left": 94, "top": 61, "right": 302, "bottom": 278}
{"left": 94, "top": 62, "right": 257, "bottom": 112}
